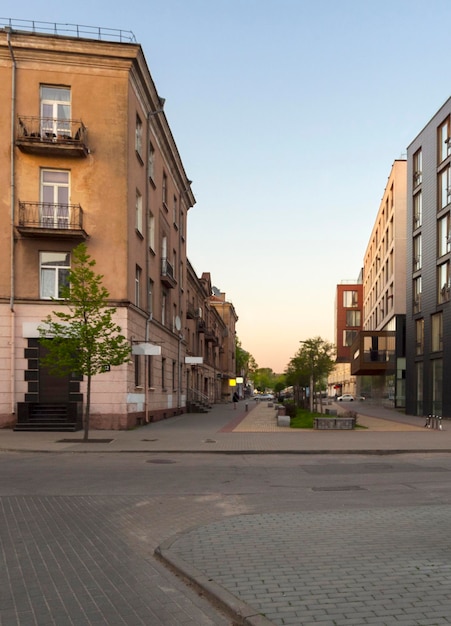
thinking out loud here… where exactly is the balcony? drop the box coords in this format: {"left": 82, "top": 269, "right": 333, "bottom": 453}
{"left": 16, "top": 117, "right": 89, "bottom": 157}
{"left": 204, "top": 328, "right": 219, "bottom": 345}
{"left": 350, "top": 331, "right": 396, "bottom": 376}
{"left": 17, "top": 202, "right": 88, "bottom": 239}
{"left": 161, "top": 258, "right": 176, "bottom": 288}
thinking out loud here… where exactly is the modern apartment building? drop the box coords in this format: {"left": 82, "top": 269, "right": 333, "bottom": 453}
{"left": 406, "top": 98, "right": 451, "bottom": 417}
{"left": 0, "top": 20, "right": 236, "bottom": 430}
{"left": 329, "top": 280, "right": 363, "bottom": 397}
{"left": 350, "top": 160, "right": 407, "bottom": 406}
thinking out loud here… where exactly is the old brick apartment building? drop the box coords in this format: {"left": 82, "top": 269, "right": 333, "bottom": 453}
{"left": 0, "top": 20, "right": 237, "bottom": 430}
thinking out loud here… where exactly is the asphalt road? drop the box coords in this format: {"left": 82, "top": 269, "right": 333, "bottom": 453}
{"left": 2, "top": 451, "right": 451, "bottom": 625}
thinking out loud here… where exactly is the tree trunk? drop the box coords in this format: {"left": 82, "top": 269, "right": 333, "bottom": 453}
{"left": 83, "top": 373, "right": 92, "bottom": 442}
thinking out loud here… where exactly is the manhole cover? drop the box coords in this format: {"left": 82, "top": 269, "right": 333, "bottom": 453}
{"left": 146, "top": 459, "right": 176, "bottom": 464}
{"left": 203, "top": 438, "right": 217, "bottom": 443}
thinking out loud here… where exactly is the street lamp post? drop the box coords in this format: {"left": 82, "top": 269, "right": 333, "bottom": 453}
{"left": 300, "top": 340, "right": 315, "bottom": 413}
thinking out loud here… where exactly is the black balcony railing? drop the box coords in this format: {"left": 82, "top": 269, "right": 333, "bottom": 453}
{"left": 16, "top": 117, "right": 89, "bottom": 157}
{"left": 18, "top": 202, "right": 87, "bottom": 238}
{"left": 161, "top": 258, "right": 176, "bottom": 288}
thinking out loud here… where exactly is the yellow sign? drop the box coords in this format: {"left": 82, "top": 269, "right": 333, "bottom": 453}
{"left": 229, "top": 379, "right": 236, "bottom": 387}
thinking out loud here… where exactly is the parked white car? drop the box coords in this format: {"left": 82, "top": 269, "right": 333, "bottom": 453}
{"left": 337, "top": 394, "right": 355, "bottom": 402}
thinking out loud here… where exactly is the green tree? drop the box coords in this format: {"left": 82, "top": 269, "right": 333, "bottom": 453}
{"left": 39, "top": 243, "right": 131, "bottom": 441}
{"left": 235, "top": 336, "right": 258, "bottom": 380}
{"left": 287, "top": 337, "right": 335, "bottom": 411}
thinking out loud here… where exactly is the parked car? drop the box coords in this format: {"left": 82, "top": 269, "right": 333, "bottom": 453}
{"left": 337, "top": 394, "right": 355, "bottom": 402}
{"left": 337, "top": 394, "right": 365, "bottom": 402}
{"left": 254, "top": 393, "right": 274, "bottom": 401}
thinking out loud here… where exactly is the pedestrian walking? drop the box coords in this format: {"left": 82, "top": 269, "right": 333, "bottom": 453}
{"left": 233, "top": 391, "right": 239, "bottom": 409}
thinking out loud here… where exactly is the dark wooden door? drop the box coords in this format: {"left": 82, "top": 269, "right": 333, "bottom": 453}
{"left": 39, "top": 343, "right": 71, "bottom": 403}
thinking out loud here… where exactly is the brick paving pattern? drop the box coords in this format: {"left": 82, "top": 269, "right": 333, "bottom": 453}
{"left": 160, "top": 506, "right": 451, "bottom": 626}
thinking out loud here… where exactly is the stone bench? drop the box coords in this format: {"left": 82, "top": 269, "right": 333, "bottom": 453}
{"left": 314, "top": 416, "right": 356, "bottom": 430}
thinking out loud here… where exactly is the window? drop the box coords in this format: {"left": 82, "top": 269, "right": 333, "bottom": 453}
{"left": 135, "top": 265, "right": 141, "bottom": 307}
{"left": 148, "top": 278, "right": 154, "bottom": 316}
{"left": 161, "top": 357, "right": 166, "bottom": 390}
{"left": 413, "top": 149, "right": 422, "bottom": 186}
{"left": 135, "top": 115, "right": 143, "bottom": 157}
{"left": 415, "top": 319, "right": 424, "bottom": 355}
{"left": 438, "top": 261, "right": 450, "bottom": 303}
{"left": 413, "top": 192, "right": 422, "bottom": 229}
{"left": 162, "top": 172, "right": 168, "bottom": 207}
{"left": 41, "top": 170, "right": 70, "bottom": 228}
{"left": 413, "top": 234, "right": 422, "bottom": 271}
{"left": 161, "top": 290, "right": 167, "bottom": 326}
{"left": 413, "top": 276, "right": 422, "bottom": 313}
{"left": 438, "top": 214, "right": 451, "bottom": 257}
{"left": 439, "top": 166, "right": 451, "bottom": 210}
{"left": 172, "top": 360, "right": 176, "bottom": 390}
{"left": 432, "top": 359, "right": 443, "bottom": 415}
{"left": 180, "top": 210, "right": 185, "bottom": 240}
{"left": 438, "top": 117, "right": 451, "bottom": 163}
{"left": 346, "top": 310, "right": 361, "bottom": 327}
{"left": 343, "top": 290, "right": 358, "bottom": 307}
{"left": 134, "top": 355, "right": 141, "bottom": 387}
{"left": 148, "top": 210, "right": 155, "bottom": 251}
{"left": 135, "top": 190, "right": 143, "bottom": 234}
{"left": 148, "top": 141, "right": 155, "bottom": 180}
{"left": 147, "top": 355, "right": 153, "bottom": 388}
{"left": 431, "top": 312, "right": 443, "bottom": 352}
{"left": 343, "top": 330, "right": 357, "bottom": 347}
{"left": 173, "top": 195, "right": 178, "bottom": 226}
{"left": 40, "top": 252, "right": 70, "bottom": 299}
{"left": 40, "top": 86, "right": 70, "bottom": 137}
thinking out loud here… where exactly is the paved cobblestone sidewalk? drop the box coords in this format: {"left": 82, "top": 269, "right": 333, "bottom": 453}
{"left": 158, "top": 505, "right": 451, "bottom": 626}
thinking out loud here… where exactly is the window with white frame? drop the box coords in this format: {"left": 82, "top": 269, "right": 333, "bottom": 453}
{"left": 135, "top": 115, "right": 143, "bottom": 157}
{"left": 415, "top": 318, "right": 424, "bottom": 355}
{"left": 438, "top": 117, "right": 451, "bottom": 164}
{"left": 41, "top": 169, "right": 70, "bottom": 228}
{"left": 413, "top": 234, "right": 422, "bottom": 271}
{"left": 40, "top": 251, "right": 70, "bottom": 299}
{"left": 413, "top": 148, "right": 422, "bottom": 186}
{"left": 343, "top": 290, "right": 358, "bottom": 307}
{"left": 40, "top": 85, "right": 71, "bottom": 137}
{"left": 431, "top": 312, "right": 443, "bottom": 352}
{"left": 135, "top": 190, "right": 143, "bottom": 234}
{"left": 413, "top": 191, "right": 422, "bottom": 229}
{"left": 439, "top": 166, "right": 451, "bottom": 210}
{"left": 438, "top": 261, "right": 450, "bottom": 303}
{"left": 438, "top": 213, "right": 451, "bottom": 257}
{"left": 148, "top": 210, "right": 155, "bottom": 251}
{"left": 148, "top": 279, "right": 154, "bottom": 316}
{"left": 413, "top": 276, "right": 422, "bottom": 313}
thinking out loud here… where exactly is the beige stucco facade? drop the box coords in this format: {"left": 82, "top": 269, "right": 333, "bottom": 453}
{"left": 0, "top": 25, "right": 237, "bottom": 429}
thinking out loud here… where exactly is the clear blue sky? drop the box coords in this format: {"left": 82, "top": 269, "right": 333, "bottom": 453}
{"left": 3, "top": 0, "right": 451, "bottom": 372}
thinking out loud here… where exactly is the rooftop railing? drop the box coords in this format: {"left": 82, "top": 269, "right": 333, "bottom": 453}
{"left": 1, "top": 17, "right": 136, "bottom": 43}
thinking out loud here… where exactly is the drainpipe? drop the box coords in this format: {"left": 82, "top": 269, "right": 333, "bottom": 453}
{"left": 7, "top": 28, "right": 17, "bottom": 415}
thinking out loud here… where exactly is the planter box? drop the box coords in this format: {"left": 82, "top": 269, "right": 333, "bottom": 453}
{"left": 314, "top": 417, "right": 355, "bottom": 430}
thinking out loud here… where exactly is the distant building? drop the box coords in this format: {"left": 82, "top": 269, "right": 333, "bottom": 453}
{"left": 350, "top": 160, "right": 407, "bottom": 407}
{"left": 329, "top": 280, "right": 363, "bottom": 397}
{"left": 406, "top": 98, "right": 451, "bottom": 417}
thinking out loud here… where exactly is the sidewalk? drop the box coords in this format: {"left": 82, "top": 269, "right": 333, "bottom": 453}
{"left": 0, "top": 399, "right": 450, "bottom": 454}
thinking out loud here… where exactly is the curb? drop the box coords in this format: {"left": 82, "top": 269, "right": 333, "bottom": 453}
{"left": 2, "top": 447, "right": 451, "bottom": 455}
{"left": 155, "top": 538, "right": 275, "bottom": 626}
